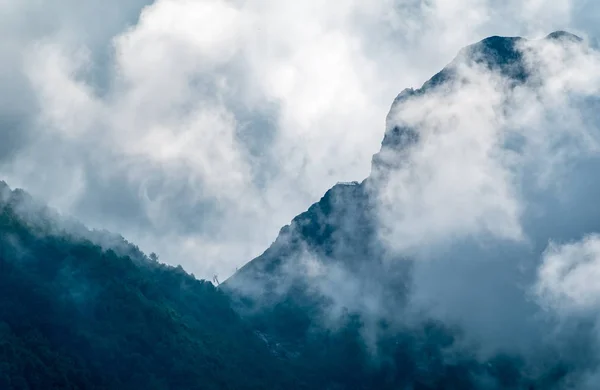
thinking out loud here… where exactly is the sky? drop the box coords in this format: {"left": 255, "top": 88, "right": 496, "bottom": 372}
{"left": 1, "top": 0, "right": 600, "bottom": 280}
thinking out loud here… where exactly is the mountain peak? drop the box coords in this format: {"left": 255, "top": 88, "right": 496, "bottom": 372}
{"left": 546, "top": 30, "right": 583, "bottom": 42}
{"left": 374, "top": 31, "right": 588, "bottom": 174}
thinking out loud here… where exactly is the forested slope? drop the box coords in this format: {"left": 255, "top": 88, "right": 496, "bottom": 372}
{"left": 0, "top": 182, "right": 299, "bottom": 390}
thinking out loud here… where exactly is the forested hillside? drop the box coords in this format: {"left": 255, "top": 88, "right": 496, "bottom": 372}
{"left": 0, "top": 182, "right": 298, "bottom": 390}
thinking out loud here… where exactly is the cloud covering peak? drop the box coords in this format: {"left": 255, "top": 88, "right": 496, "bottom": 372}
{"left": 1, "top": 0, "right": 600, "bottom": 279}
{"left": 224, "top": 30, "right": 600, "bottom": 388}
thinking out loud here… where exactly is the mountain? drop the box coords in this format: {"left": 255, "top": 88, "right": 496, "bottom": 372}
{"left": 228, "top": 30, "right": 585, "bottom": 294}
{"left": 1, "top": 30, "right": 598, "bottom": 390}
{"left": 224, "top": 31, "right": 598, "bottom": 389}
{"left": 0, "top": 181, "right": 301, "bottom": 389}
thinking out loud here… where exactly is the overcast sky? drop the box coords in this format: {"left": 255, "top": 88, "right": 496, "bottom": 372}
{"left": 1, "top": 0, "right": 599, "bottom": 279}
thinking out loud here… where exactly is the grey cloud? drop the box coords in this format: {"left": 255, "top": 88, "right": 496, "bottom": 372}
{"left": 6, "top": 1, "right": 600, "bottom": 386}
{"left": 1, "top": 0, "right": 600, "bottom": 281}
{"left": 367, "top": 34, "right": 600, "bottom": 365}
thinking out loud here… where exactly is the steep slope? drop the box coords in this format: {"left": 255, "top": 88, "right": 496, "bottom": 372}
{"left": 0, "top": 182, "right": 300, "bottom": 390}
{"left": 229, "top": 32, "right": 583, "bottom": 294}
{"left": 224, "top": 31, "right": 596, "bottom": 389}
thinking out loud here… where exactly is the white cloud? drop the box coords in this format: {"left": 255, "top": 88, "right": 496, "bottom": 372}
{"left": 5, "top": 0, "right": 600, "bottom": 382}
{"left": 359, "top": 35, "right": 600, "bottom": 357}
{"left": 535, "top": 235, "right": 600, "bottom": 314}
{"left": 0, "top": 0, "right": 599, "bottom": 279}
{"left": 376, "top": 35, "right": 600, "bottom": 255}
{"left": 376, "top": 63, "right": 523, "bottom": 253}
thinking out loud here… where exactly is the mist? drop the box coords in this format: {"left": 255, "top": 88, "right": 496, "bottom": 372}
{"left": 1, "top": 0, "right": 599, "bottom": 279}
{"left": 224, "top": 32, "right": 600, "bottom": 388}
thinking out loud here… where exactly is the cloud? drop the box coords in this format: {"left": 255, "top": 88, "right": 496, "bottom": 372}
{"left": 535, "top": 235, "right": 600, "bottom": 314}
{"left": 376, "top": 63, "right": 524, "bottom": 254}
{"left": 0, "top": 0, "right": 599, "bottom": 280}
{"left": 358, "top": 33, "right": 600, "bottom": 362}
{"left": 5, "top": 0, "right": 600, "bottom": 386}
{"left": 377, "top": 34, "right": 600, "bottom": 254}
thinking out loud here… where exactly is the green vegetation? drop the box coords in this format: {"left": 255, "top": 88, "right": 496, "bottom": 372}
{"left": 0, "top": 181, "right": 576, "bottom": 389}
{"left": 0, "top": 184, "right": 299, "bottom": 390}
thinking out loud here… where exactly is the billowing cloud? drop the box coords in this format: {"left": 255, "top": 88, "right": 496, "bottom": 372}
{"left": 377, "top": 34, "right": 600, "bottom": 255}
{"left": 1, "top": 0, "right": 599, "bottom": 280}
{"left": 5, "top": 0, "right": 600, "bottom": 387}
{"left": 535, "top": 235, "right": 600, "bottom": 314}
{"left": 362, "top": 34, "right": 600, "bottom": 360}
